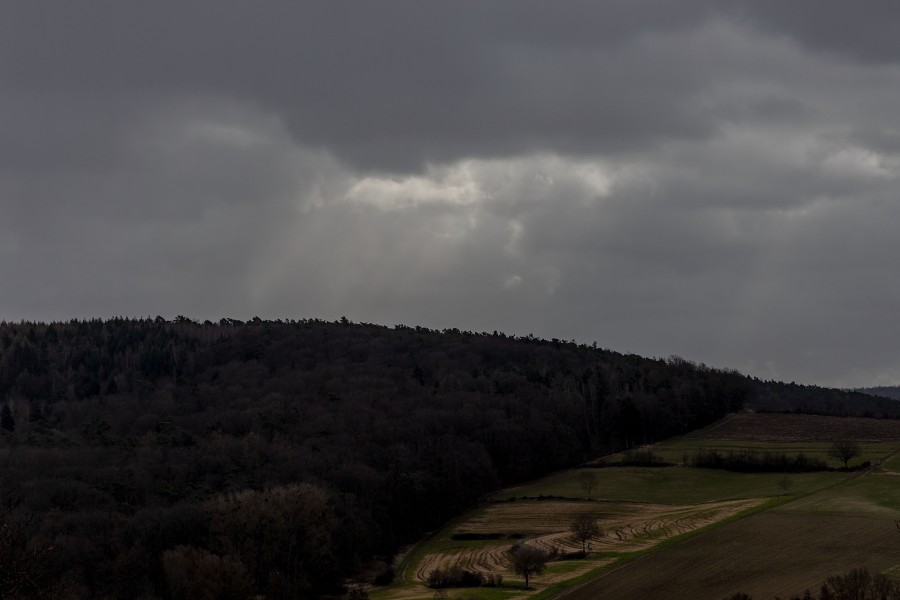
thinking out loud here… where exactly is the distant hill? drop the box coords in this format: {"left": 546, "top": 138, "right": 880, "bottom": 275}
{"left": 749, "top": 380, "right": 900, "bottom": 418}
{"left": 855, "top": 385, "right": 900, "bottom": 401}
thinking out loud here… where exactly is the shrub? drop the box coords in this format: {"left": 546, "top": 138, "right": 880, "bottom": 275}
{"left": 373, "top": 565, "right": 395, "bottom": 586}
{"left": 427, "top": 566, "right": 484, "bottom": 589}
{"left": 691, "top": 449, "right": 828, "bottom": 472}
{"left": 620, "top": 449, "right": 664, "bottom": 466}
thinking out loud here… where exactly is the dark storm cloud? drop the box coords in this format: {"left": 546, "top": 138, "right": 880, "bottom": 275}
{"left": 729, "top": 2, "right": 900, "bottom": 64}
{"left": 4, "top": 2, "right": 896, "bottom": 173}
{"left": 2, "top": 1, "right": 900, "bottom": 387}
{"left": 1, "top": 1, "right": 719, "bottom": 172}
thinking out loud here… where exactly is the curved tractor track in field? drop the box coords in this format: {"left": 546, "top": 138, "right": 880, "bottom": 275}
{"left": 413, "top": 498, "right": 759, "bottom": 584}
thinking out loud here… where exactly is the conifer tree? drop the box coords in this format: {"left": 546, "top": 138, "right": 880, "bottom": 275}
{"left": 1, "top": 404, "right": 14, "bottom": 432}
{"left": 28, "top": 401, "right": 43, "bottom": 423}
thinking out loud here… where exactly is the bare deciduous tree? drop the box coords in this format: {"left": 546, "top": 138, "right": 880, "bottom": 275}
{"left": 205, "top": 482, "right": 336, "bottom": 597}
{"left": 578, "top": 470, "right": 598, "bottom": 500}
{"left": 828, "top": 440, "right": 862, "bottom": 469}
{"left": 347, "top": 584, "right": 370, "bottom": 600}
{"left": 570, "top": 513, "right": 602, "bottom": 553}
{"left": 825, "top": 567, "right": 900, "bottom": 599}
{"left": 0, "top": 513, "right": 54, "bottom": 599}
{"left": 162, "top": 545, "right": 252, "bottom": 600}
{"left": 509, "top": 545, "right": 549, "bottom": 589}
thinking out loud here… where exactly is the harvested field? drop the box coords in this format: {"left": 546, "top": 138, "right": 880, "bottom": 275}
{"left": 456, "top": 499, "right": 759, "bottom": 547}
{"left": 412, "top": 498, "right": 761, "bottom": 588}
{"left": 692, "top": 413, "right": 900, "bottom": 442}
{"left": 556, "top": 512, "right": 900, "bottom": 600}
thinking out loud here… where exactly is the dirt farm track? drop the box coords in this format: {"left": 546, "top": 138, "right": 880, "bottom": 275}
{"left": 556, "top": 511, "right": 900, "bottom": 600}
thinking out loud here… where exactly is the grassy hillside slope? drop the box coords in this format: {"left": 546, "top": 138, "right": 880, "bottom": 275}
{"left": 378, "top": 413, "right": 900, "bottom": 600}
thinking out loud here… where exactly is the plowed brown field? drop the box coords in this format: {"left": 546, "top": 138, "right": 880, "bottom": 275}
{"left": 556, "top": 512, "right": 900, "bottom": 600}
{"left": 695, "top": 413, "right": 900, "bottom": 442}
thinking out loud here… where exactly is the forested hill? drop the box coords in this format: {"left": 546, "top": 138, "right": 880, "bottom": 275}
{"left": 0, "top": 317, "right": 746, "bottom": 598}
{"left": 751, "top": 380, "right": 900, "bottom": 418}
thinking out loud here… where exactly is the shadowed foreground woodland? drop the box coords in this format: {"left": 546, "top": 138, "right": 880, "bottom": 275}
{"left": 0, "top": 317, "right": 883, "bottom": 598}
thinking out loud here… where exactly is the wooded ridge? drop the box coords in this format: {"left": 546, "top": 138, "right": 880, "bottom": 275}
{"left": 0, "top": 317, "right": 885, "bottom": 598}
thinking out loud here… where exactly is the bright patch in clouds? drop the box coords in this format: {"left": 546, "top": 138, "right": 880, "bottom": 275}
{"left": 345, "top": 163, "right": 486, "bottom": 211}
{"left": 820, "top": 145, "right": 893, "bottom": 180}
{"left": 342, "top": 156, "right": 614, "bottom": 213}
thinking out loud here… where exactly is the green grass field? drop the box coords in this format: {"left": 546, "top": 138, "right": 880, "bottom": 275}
{"left": 778, "top": 471, "right": 900, "bottom": 517}
{"left": 879, "top": 451, "right": 900, "bottom": 472}
{"left": 495, "top": 466, "right": 847, "bottom": 505}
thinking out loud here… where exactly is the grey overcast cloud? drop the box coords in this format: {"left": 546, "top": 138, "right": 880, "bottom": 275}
{"left": 2, "top": 1, "right": 900, "bottom": 388}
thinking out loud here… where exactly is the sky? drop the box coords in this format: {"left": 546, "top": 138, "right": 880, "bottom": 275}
{"left": 2, "top": 2, "right": 900, "bottom": 388}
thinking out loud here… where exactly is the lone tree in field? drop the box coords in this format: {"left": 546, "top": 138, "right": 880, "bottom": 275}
{"left": 578, "top": 470, "right": 598, "bottom": 500}
{"left": 509, "top": 545, "right": 549, "bottom": 590}
{"left": 570, "top": 513, "right": 602, "bottom": 553}
{"left": 828, "top": 439, "right": 862, "bottom": 469}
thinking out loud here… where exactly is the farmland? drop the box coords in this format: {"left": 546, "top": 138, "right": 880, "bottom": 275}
{"left": 374, "top": 413, "right": 900, "bottom": 600}
{"left": 557, "top": 513, "right": 900, "bottom": 600}
{"left": 692, "top": 412, "right": 900, "bottom": 442}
